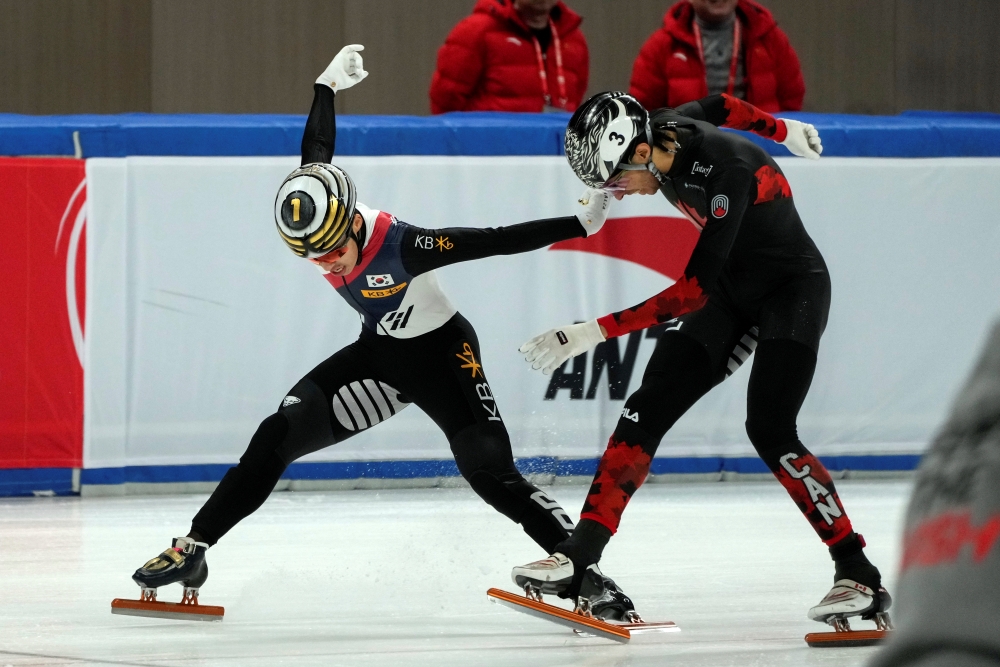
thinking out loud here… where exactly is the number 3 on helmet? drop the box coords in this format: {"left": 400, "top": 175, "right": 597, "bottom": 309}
{"left": 274, "top": 163, "right": 358, "bottom": 258}
{"left": 565, "top": 92, "right": 651, "bottom": 189}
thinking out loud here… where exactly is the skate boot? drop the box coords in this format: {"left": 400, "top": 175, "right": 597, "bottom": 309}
{"left": 511, "top": 552, "right": 605, "bottom": 602}
{"left": 591, "top": 576, "right": 639, "bottom": 622}
{"left": 805, "top": 580, "right": 893, "bottom": 647}
{"left": 111, "top": 537, "right": 223, "bottom": 621}
{"left": 494, "top": 553, "right": 677, "bottom": 640}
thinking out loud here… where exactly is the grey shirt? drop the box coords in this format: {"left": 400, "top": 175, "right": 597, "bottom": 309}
{"left": 695, "top": 14, "right": 746, "bottom": 99}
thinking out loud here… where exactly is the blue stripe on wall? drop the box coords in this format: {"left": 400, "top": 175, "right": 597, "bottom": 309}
{"left": 2, "top": 454, "right": 921, "bottom": 496}
{"left": 0, "top": 468, "right": 74, "bottom": 497}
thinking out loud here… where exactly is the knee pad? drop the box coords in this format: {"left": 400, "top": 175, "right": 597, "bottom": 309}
{"left": 274, "top": 377, "right": 336, "bottom": 465}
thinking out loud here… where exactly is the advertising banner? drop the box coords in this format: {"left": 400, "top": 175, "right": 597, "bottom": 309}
{"left": 0, "top": 158, "right": 86, "bottom": 469}
{"left": 81, "top": 156, "right": 1000, "bottom": 476}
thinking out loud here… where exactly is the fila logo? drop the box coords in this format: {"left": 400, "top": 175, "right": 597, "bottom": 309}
{"left": 711, "top": 194, "right": 729, "bottom": 218}
{"left": 779, "top": 453, "right": 843, "bottom": 526}
{"left": 366, "top": 274, "right": 394, "bottom": 288}
{"left": 621, "top": 408, "right": 639, "bottom": 422}
{"left": 281, "top": 396, "right": 301, "bottom": 407}
{"left": 556, "top": 331, "right": 569, "bottom": 345}
{"left": 414, "top": 235, "right": 434, "bottom": 249}
{"left": 691, "top": 161, "right": 713, "bottom": 176}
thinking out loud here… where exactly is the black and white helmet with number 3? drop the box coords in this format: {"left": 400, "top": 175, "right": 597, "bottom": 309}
{"left": 274, "top": 163, "right": 358, "bottom": 258}
{"left": 564, "top": 92, "right": 654, "bottom": 189}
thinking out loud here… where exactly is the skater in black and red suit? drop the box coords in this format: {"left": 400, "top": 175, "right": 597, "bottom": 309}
{"left": 511, "top": 91, "right": 893, "bottom": 630}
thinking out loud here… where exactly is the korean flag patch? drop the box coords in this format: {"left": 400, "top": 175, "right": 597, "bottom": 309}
{"left": 366, "top": 274, "right": 395, "bottom": 288}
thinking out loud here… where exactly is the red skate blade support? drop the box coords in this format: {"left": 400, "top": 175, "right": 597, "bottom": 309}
{"left": 487, "top": 588, "right": 630, "bottom": 643}
{"left": 111, "top": 597, "right": 224, "bottom": 622}
{"left": 805, "top": 629, "right": 889, "bottom": 648}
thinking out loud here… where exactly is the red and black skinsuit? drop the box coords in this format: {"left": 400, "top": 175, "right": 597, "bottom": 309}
{"left": 560, "top": 94, "right": 879, "bottom": 590}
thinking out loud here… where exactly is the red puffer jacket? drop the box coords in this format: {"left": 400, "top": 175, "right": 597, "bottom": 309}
{"left": 629, "top": 0, "right": 804, "bottom": 112}
{"left": 430, "top": 0, "right": 589, "bottom": 113}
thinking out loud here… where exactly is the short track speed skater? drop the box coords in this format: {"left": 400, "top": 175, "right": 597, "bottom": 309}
{"left": 111, "top": 537, "right": 224, "bottom": 622}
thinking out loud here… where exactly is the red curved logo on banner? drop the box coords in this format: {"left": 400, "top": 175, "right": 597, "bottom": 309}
{"left": 549, "top": 216, "right": 700, "bottom": 280}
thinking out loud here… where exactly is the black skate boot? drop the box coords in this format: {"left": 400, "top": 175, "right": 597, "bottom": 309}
{"left": 591, "top": 576, "right": 639, "bottom": 622}
{"left": 112, "top": 537, "right": 223, "bottom": 621}
{"left": 132, "top": 536, "right": 209, "bottom": 602}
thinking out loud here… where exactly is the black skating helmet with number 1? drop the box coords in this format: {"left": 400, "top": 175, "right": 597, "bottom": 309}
{"left": 564, "top": 92, "right": 654, "bottom": 189}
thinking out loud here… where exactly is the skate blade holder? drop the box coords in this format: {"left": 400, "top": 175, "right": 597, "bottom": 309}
{"left": 488, "top": 587, "right": 630, "bottom": 643}
{"left": 805, "top": 611, "right": 892, "bottom": 647}
{"left": 111, "top": 587, "right": 224, "bottom": 622}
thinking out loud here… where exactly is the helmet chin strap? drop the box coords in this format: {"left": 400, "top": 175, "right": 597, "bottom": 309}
{"left": 348, "top": 210, "right": 367, "bottom": 263}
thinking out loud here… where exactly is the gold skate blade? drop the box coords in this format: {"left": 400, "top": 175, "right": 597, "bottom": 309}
{"left": 805, "top": 629, "right": 888, "bottom": 647}
{"left": 111, "top": 597, "right": 224, "bottom": 622}
{"left": 487, "top": 588, "right": 630, "bottom": 643}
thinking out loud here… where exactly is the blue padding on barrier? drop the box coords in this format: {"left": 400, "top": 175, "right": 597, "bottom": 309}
{"left": 0, "top": 468, "right": 74, "bottom": 496}
{"left": 3, "top": 110, "right": 1000, "bottom": 158}
{"left": 63, "top": 454, "right": 921, "bottom": 493}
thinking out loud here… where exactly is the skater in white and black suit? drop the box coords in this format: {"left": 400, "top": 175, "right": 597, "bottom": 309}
{"left": 128, "top": 45, "right": 640, "bottom": 620}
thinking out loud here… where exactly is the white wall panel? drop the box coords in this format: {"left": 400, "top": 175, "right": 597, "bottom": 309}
{"left": 83, "top": 156, "right": 1000, "bottom": 469}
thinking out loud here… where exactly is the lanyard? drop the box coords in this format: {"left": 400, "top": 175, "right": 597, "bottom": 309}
{"left": 692, "top": 18, "right": 741, "bottom": 96}
{"left": 531, "top": 19, "right": 568, "bottom": 110}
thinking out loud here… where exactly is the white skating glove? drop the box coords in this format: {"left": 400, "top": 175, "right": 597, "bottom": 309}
{"left": 575, "top": 188, "right": 612, "bottom": 236}
{"left": 519, "top": 320, "right": 606, "bottom": 375}
{"left": 779, "top": 118, "right": 822, "bottom": 160}
{"left": 316, "top": 44, "right": 368, "bottom": 92}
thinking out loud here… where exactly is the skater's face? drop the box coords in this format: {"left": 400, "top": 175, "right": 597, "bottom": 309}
{"left": 309, "top": 213, "right": 365, "bottom": 276}
{"left": 690, "top": 0, "right": 739, "bottom": 24}
{"left": 605, "top": 143, "right": 671, "bottom": 200}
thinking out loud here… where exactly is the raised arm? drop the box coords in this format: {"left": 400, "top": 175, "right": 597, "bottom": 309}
{"left": 401, "top": 189, "right": 611, "bottom": 275}
{"left": 300, "top": 45, "right": 368, "bottom": 166}
{"left": 676, "top": 94, "right": 821, "bottom": 159}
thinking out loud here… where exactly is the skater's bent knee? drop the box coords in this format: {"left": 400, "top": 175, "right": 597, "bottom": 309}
{"left": 240, "top": 413, "right": 291, "bottom": 472}
{"left": 449, "top": 424, "right": 515, "bottom": 479}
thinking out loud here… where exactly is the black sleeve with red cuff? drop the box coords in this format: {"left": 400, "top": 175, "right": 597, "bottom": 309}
{"left": 677, "top": 93, "right": 788, "bottom": 142}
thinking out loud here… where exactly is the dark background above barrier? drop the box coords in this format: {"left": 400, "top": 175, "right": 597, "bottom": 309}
{"left": 3, "top": 111, "right": 1000, "bottom": 158}
{"left": 1, "top": 0, "right": 999, "bottom": 116}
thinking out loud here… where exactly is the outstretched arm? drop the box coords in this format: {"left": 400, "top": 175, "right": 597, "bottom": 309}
{"left": 677, "top": 94, "right": 821, "bottom": 159}
{"left": 401, "top": 188, "right": 612, "bottom": 275}
{"left": 520, "top": 164, "right": 754, "bottom": 375}
{"left": 300, "top": 45, "right": 368, "bottom": 166}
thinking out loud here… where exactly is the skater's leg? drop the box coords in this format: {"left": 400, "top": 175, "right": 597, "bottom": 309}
{"left": 745, "top": 338, "right": 880, "bottom": 587}
{"left": 190, "top": 344, "right": 409, "bottom": 545}
{"left": 559, "top": 328, "right": 726, "bottom": 565}
{"left": 396, "top": 316, "right": 575, "bottom": 554}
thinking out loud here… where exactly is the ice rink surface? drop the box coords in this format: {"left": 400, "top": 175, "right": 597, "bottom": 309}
{"left": 0, "top": 480, "right": 910, "bottom": 667}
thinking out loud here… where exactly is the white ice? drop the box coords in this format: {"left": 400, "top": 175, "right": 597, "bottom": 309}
{"left": 0, "top": 479, "right": 909, "bottom": 667}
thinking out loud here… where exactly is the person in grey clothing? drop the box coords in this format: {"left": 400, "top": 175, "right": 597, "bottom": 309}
{"left": 870, "top": 320, "right": 1000, "bottom": 667}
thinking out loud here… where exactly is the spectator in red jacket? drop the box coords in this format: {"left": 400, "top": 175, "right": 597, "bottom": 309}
{"left": 430, "top": 0, "right": 589, "bottom": 114}
{"left": 629, "top": 0, "right": 804, "bottom": 113}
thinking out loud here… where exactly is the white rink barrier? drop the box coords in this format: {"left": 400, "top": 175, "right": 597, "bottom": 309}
{"left": 80, "top": 156, "right": 1000, "bottom": 489}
